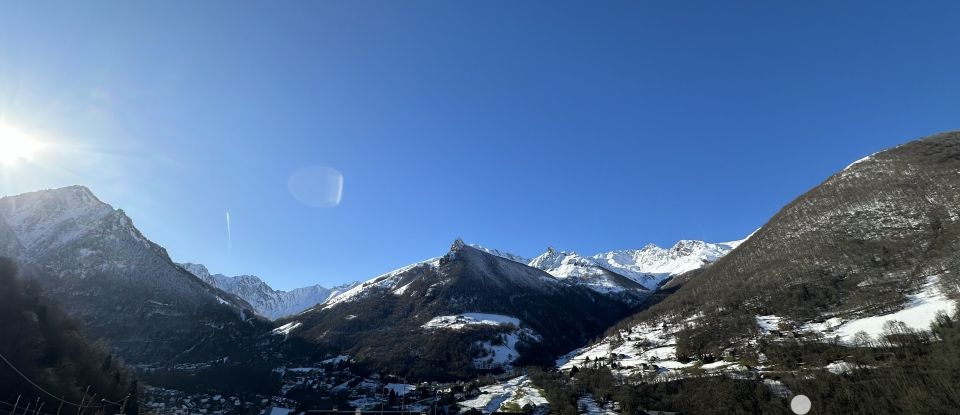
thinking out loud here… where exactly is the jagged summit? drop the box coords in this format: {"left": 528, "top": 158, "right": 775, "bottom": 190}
{"left": 178, "top": 262, "right": 357, "bottom": 320}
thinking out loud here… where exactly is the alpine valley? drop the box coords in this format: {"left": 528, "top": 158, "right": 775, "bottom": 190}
{"left": 2, "top": 132, "right": 960, "bottom": 415}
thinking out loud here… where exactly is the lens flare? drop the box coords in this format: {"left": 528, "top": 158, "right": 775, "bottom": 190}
{"left": 288, "top": 165, "right": 344, "bottom": 208}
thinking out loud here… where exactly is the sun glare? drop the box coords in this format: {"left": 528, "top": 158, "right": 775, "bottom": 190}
{"left": 0, "top": 123, "right": 41, "bottom": 165}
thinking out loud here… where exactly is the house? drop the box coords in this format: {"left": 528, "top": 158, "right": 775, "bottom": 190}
{"left": 262, "top": 407, "right": 295, "bottom": 415}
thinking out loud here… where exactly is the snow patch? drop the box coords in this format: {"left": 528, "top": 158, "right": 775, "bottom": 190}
{"left": 843, "top": 153, "right": 876, "bottom": 171}
{"left": 756, "top": 315, "right": 783, "bottom": 334}
{"left": 422, "top": 313, "right": 521, "bottom": 330}
{"left": 272, "top": 321, "right": 302, "bottom": 336}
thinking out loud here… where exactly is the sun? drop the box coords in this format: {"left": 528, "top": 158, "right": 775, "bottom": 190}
{"left": 0, "top": 123, "right": 41, "bottom": 165}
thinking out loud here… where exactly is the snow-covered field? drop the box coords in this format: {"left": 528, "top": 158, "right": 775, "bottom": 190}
{"left": 458, "top": 376, "right": 547, "bottom": 414}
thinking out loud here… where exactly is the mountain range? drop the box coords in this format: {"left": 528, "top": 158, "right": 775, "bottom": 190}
{"left": 3, "top": 131, "right": 960, "bottom": 414}
{"left": 0, "top": 184, "right": 735, "bottom": 376}
{"left": 178, "top": 263, "right": 358, "bottom": 320}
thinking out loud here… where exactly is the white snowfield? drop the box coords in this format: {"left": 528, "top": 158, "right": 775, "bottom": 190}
{"left": 422, "top": 313, "right": 521, "bottom": 330}
{"left": 458, "top": 376, "right": 547, "bottom": 414}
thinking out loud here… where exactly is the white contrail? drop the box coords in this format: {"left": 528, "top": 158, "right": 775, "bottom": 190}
{"left": 226, "top": 211, "right": 232, "bottom": 256}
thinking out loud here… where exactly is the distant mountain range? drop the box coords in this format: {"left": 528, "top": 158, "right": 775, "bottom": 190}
{"left": 178, "top": 263, "right": 357, "bottom": 320}
{"left": 179, "top": 239, "right": 738, "bottom": 320}
{"left": 0, "top": 185, "right": 736, "bottom": 375}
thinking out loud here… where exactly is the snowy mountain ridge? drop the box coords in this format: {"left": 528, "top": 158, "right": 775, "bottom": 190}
{"left": 590, "top": 239, "right": 745, "bottom": 289}
{"left": 321, "top": 237, "right": 744, "bottom": 308}
{"left": 178, "top": 262, "right": 357, "bottom": 320}
{"left": 526, "top": 239, "right": 744, "bottom": 291}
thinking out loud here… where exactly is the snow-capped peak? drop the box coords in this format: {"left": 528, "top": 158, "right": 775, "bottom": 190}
{"left": 591, "top": 238, "right": 743, "bottom": 288}
{"left": 0, "top": 185, "right": 118, "bottom": 251}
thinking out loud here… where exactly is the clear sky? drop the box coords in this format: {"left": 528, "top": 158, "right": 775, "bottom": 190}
{"left": 1, "top": 1, "right": 959, "bottom": 290}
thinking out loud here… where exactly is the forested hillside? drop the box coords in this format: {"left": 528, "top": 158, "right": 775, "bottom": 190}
{"left": 0, "top": 257, "right": 139, "bottom": 414}
{"left": 619, "top": 132, "right": 960, "bottom": 357}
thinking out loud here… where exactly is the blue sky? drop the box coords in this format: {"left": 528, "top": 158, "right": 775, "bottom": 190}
{"left": 1, "top": 1, "right": 959, "bottom": 290}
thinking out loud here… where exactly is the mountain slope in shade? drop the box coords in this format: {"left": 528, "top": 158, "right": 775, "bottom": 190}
{"left": 282, "top": 240, "right": 635, "bottom": 381}
{"left": 0, "top": 186, "right": 269, "bottom": 364}
{"left": 179, "top": 262, "right": 358, "bottom": 319}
